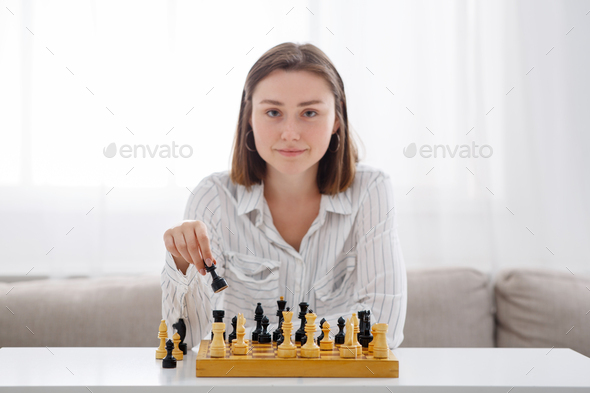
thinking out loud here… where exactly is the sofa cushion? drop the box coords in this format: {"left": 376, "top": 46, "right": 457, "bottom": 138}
{"left": 0, "top": 275, "right": 161, "bottom": 347}
{"left": 400, "top": 267, "right": 495, "bottom": 347}
{"left": 495, "top": 268, "right": 590, "bottom": 357}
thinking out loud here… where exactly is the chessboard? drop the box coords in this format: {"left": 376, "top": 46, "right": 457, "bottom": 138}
{"left": 196, "top": 340, "right": 399, "bottom": 378}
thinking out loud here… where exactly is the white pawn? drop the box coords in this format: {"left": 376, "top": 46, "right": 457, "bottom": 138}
{"left": 320, "top": 321, "right": 334, "bottom": 351}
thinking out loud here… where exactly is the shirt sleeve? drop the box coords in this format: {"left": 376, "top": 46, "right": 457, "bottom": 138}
{"left": 160, "top": 175, "right": 226, "bottom": 350}
{"left": 314, "top": 172, "right": 407, "bottom": 349}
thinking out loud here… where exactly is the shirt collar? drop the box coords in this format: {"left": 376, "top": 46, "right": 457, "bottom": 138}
{"left": 236, "top": 181, "right": 265, "bottom": 217}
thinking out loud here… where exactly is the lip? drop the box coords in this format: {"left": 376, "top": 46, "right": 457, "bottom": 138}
{"left": 278, "top": 149, "right": 306, "bottom": 157}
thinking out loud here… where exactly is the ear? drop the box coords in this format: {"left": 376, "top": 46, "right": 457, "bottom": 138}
{"left": 333, "top": 116, "right": 340, "bottom": 134}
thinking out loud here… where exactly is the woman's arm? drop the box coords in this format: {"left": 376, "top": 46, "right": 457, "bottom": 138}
{"left": 160, "top": 175, "right": 225, "bottom": 349}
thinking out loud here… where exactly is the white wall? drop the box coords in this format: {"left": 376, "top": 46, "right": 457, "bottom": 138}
{"left": 1, "top": 0, "right": 588, "bottom": 278}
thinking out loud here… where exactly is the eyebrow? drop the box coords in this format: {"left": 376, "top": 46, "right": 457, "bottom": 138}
{"left": 258, "top": 99, "right": 325, "bottom": 107}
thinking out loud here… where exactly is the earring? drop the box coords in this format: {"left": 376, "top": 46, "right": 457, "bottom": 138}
{"left": 328, "top": 133, "right": 340, "bottom": 153}
{"left": 245, "top": 130, "right": 256, "bottom": 152}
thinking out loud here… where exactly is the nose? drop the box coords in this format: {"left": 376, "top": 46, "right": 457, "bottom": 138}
{"left": 280, "top": 116, "right": 300, "bottom": 141}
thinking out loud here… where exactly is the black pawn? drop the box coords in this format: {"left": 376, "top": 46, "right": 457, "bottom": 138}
{"left": 172, "top": 318, "right": 187, "bottom": 355}
{"left": 205, "top": 262, "right": 228, "bottom": 293}
{"left": 162, "top": 339, "right": 177, "bottom": 368}
{"left": 316, "top": 318, "right": 326, "bottom": 346}
{"left": 228, "top": 315, "right": 237, "bottom": 343}
{"left": 252, "top": 303, "right": 264, "bottom": 342}
{"left": 273, "top": 297, "right": 287, "bottom": 342}
{"left": 211, "top": 310, "right": 226, "bottom": 341}
{"left": 335, "top": 316, "right": 346, "bottom": 345}
{"left": 295, "top": 302, "right": 309, "bottom": 343}
{"left": 258, "top": 315, "right": 271, "bottom": 343}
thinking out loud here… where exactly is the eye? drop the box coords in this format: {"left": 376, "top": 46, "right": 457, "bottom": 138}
{"left": 266, "top": 110, "right": 280, "bottom": 118}
{"left": 303, "top": 110, "right": 318, "bottom": 118}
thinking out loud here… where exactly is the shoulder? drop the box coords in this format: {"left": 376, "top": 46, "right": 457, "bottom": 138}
{"left": 184, "top": 170, "right": 233, "bottom": 221}
{"left": 353, "top": 163, "right": 392, "bottom": 194}
{"left": 188, "top": 170, "right": 234, "bottom": 196}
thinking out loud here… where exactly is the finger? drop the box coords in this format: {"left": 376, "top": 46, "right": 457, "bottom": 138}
{"left": 195, "top": 225, "right": 214, "bottom": 267}
{"left": 163, "top": 233, "right": 181, "bottom": 259}
{"left": 184, "top": 230, "right": 205, "bottom": 273}
{"left": 173, "top": 232, "right": 194, "bottom": 266}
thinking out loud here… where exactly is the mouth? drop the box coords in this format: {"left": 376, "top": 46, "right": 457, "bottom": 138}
{"left": 277, "top": 149, "right": 306, "bottom": 157}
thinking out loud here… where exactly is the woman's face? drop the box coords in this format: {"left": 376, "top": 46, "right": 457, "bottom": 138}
{"left": 249, "top": 69, "right": 340, "bottom": 176}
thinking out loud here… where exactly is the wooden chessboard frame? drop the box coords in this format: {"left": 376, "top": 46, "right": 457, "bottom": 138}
{"left": 196, "top": 340, "right": 399, "bottom": 378}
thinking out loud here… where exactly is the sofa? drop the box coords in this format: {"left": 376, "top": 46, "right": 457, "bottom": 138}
{"left": 1, "top": 267, "right": 589, "bottom": 358}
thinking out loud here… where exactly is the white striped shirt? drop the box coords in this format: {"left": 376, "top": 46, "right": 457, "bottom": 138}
{"left": 160, "top": 163, "right": 407, "bottom": 350}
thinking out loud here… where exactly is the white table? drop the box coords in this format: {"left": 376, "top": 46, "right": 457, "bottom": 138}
{"left": 1, "top": 347, "right": 589, "bottom": 392}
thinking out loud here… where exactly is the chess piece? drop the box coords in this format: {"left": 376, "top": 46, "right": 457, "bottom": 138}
{"left": 232, "top": 313, "right": 249, "bottom": 355}
{"left": 276, "top": 307, "right": 290, "bottom": 346}
{"left": 277, "top": 310, "right": 297, "bottom": 358}
{"left": 228, "top": 315, "right": 237, "bottom": 343}
{"left": 368, "top": 324, "right": 377, "bottom": 353}
{"left": 339, "top": 317, "right": 356, "bottom": 358}
{"left": 162, "top": 339, "right": 177, "bottom": 368}
{"left": 172, "top": 332, "right": 183, "bottom": 361}
{"left": 295, "top": 302, "right": 309, "bottom": 343}
{"left": 319, "top": 320, "right": 334, "bottom": 351}
{"left": 359, "top": 311, "right": 373, "bottom": 348}
{"left": 273, "top": 296, "right": 287, "bottom": 342}
{"left": 335, "top": 316, "right": 345, "bottom": 345}
{"left": 172, "top": 319, "right": 187, "bottom": 354}
{"left": 211, "top": 310, "right": 226, "bottom": 341}
{"left": 252, "top": 303, "right": 264, "bottom": 341}
{"left": 300, "top": 311, "right": 320, "bottom": 358}
{"left": 205, "top": 259, "right": 228, "bottom": 293}
{"left": 258, "top": 315, "right": 272, "bottom": 343}
{"left": 156, "top": 319, "right": 168, "bottom": 359}
{"left": 316, "top": 318, "right": 326, "bottom": 346}
{"left": 300, "top": 309, "right": 313, "bottom": 346}
{"left": 372, "top": 323, "right": 389, "bottom": 359}
{"left": 210, "top": 322, "right": 226, "bottom": 358}
{"left": 352, "top": 312, "right": 363, "bottom": 355}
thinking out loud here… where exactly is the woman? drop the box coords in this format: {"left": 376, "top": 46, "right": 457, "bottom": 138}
{"left": 161, "top": 42, "right": 407, "bottom": 350}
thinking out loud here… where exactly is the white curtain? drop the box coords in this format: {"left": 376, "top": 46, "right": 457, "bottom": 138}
{"left": 1, "top": 0, "right": 588, "bottom": 278}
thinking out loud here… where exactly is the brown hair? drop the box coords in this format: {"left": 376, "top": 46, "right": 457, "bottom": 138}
{"left": 229, "top": 42, "right": 363, "bottom": 196}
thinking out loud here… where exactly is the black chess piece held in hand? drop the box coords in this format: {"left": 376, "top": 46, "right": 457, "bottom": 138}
{"left": 205, "top": 261, "right": 228, "bottom": 293}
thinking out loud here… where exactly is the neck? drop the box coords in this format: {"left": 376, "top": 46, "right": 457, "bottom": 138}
{"left": 263, "top": 163, "right": 320, "bottom": 203}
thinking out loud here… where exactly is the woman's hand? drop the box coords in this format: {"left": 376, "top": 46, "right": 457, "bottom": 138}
{"left": 163, "top": 220, "right": 216, "bottom": 276}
